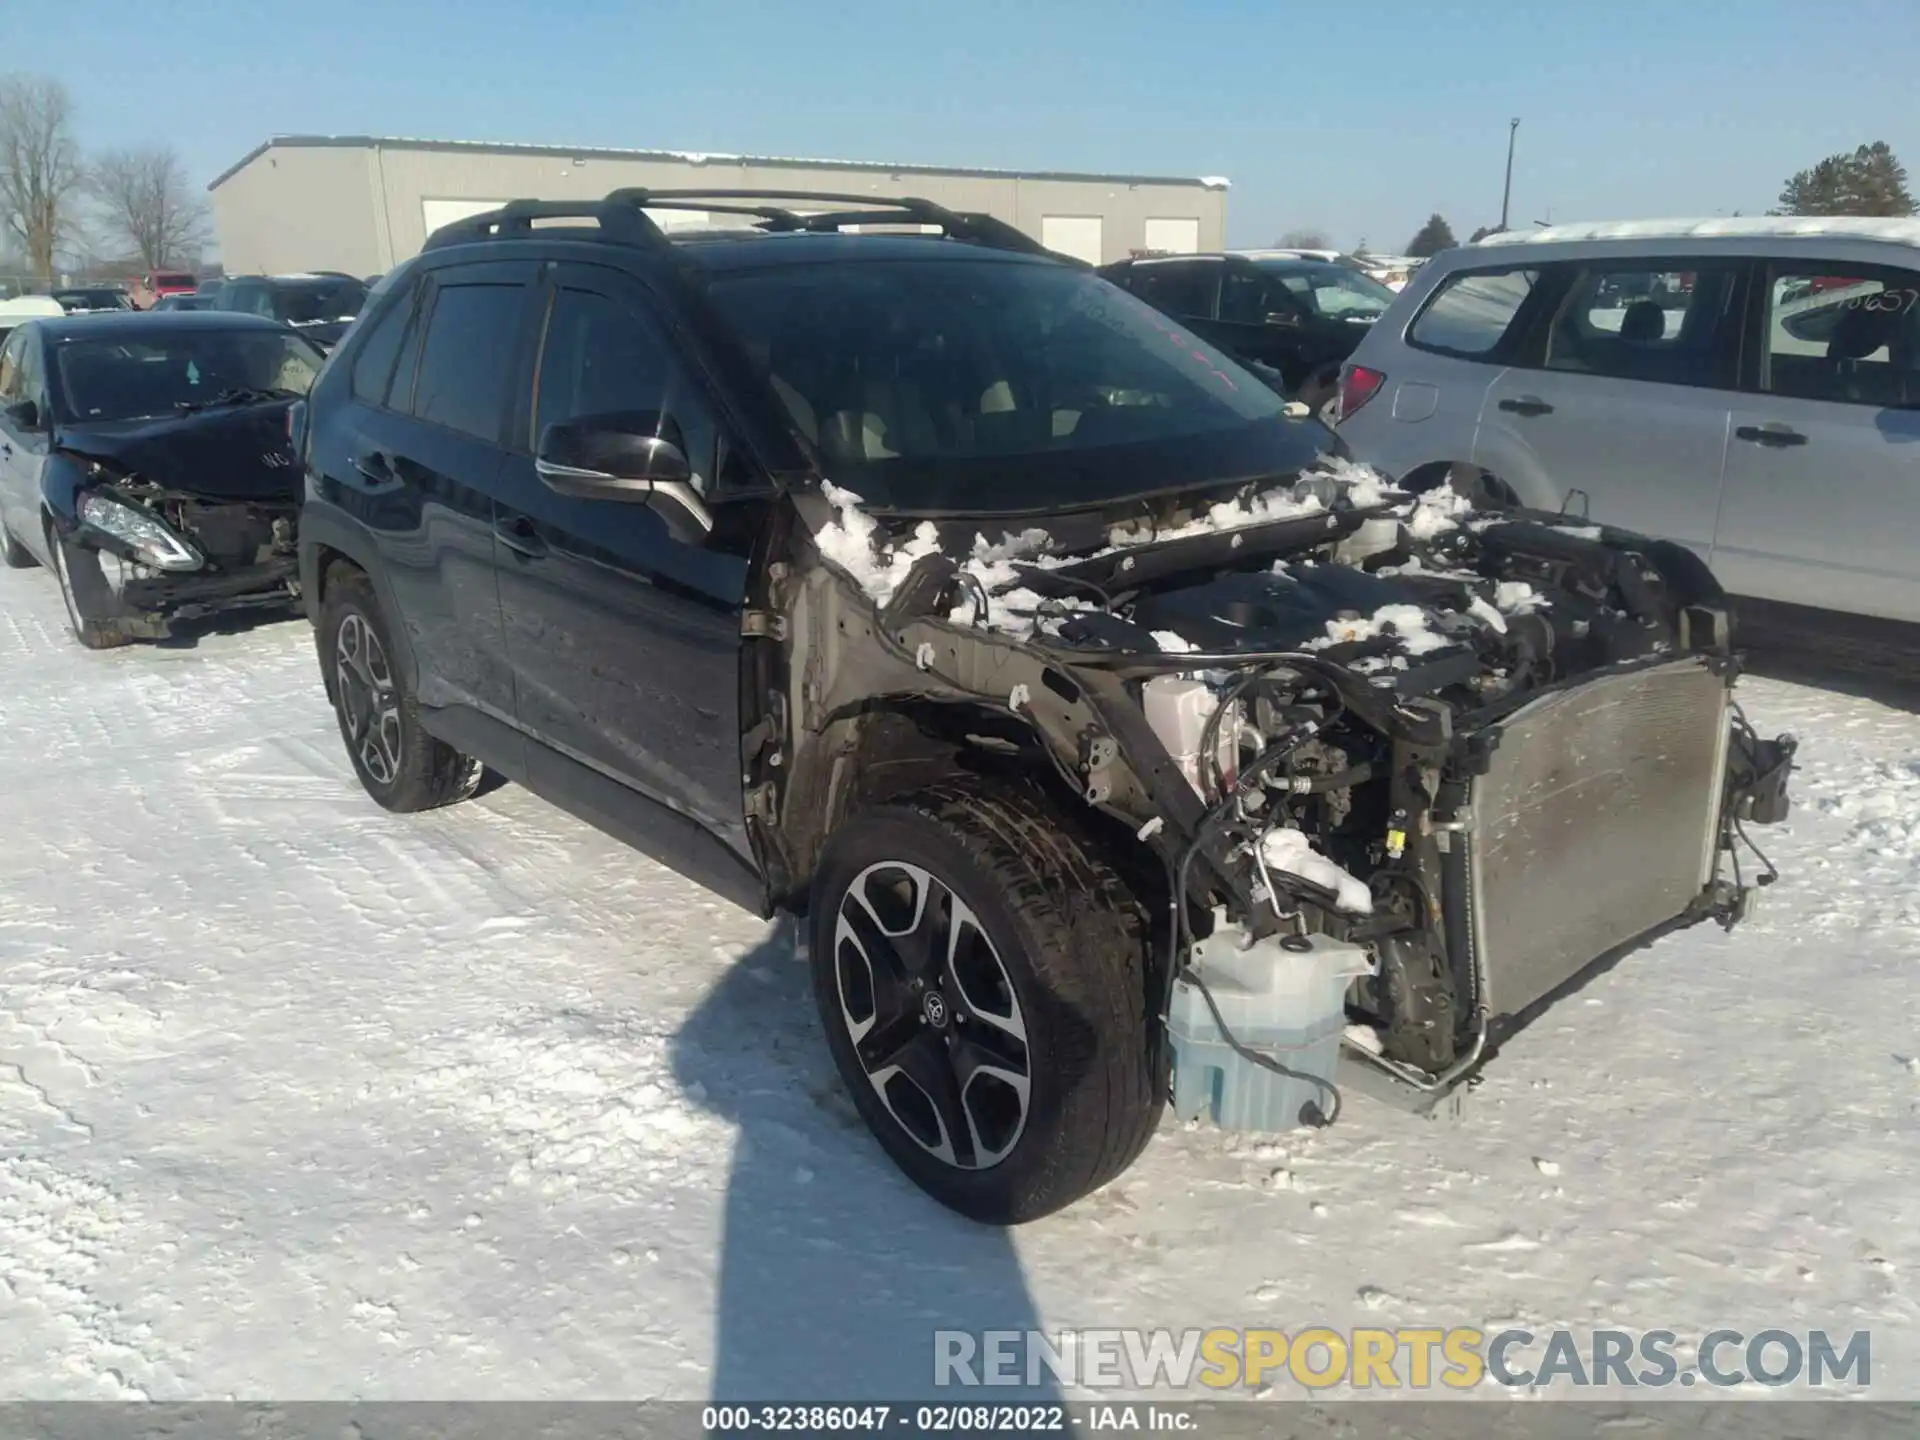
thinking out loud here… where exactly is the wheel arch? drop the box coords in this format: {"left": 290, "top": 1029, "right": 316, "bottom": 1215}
{"left": 776, "top": 695, "right": 1167, "bottom": 931}
{"left": 300, "top": 511, "right": 421, "bottom": 692}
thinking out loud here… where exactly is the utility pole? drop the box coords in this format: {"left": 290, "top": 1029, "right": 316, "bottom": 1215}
{"left": 1500, "top": 117, "right": 1520, "bottom": 231}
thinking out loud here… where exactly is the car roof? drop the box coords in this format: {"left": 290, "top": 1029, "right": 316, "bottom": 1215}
{"left": 1477, "top": 216, "right": 1920, "bottom": 249}
{"left": 30, "top": 311, "right": 294, "bottom": 341}
{"left": 0, "top": 296, "right": 66, "bottom": 322}
{"left": 227, "top": 272, "right": 363, "bottom": 287}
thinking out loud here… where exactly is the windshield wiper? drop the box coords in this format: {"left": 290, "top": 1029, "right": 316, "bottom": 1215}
{"left": 175, "top": 387, "right": 299, "bottom": 413}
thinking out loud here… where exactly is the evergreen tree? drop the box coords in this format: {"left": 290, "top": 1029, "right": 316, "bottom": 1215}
{"left": 1405, "top": 214, "right": 1457, "bottom": 257}
{"left": 1776, "top": 142, "right": 1916, "bottom": 217}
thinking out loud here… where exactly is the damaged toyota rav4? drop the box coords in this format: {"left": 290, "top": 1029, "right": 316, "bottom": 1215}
{"left": 0, "top": 312, "right": 318, "bottom": 647}
{"left": 297, "top": 190, "right": 1796, "bottom": 1223}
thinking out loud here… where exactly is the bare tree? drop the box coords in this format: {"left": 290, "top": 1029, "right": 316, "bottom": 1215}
{"left": 91, "top": 145, "right": 209, "bottom": 270}
{"left": 0, "top": 74, "right": 85, "bottom": 281}
{"left": 1274, "top": 227, "right": 1334, "bottom": 250}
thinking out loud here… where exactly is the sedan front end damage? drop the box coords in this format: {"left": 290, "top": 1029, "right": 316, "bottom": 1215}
{"left": 59, "top": 468, "right": 299, "bottom": 639}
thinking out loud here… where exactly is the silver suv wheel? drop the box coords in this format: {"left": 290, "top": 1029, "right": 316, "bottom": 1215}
{"left": 832, "top": 860, "right": 1031, "bottom": 1170}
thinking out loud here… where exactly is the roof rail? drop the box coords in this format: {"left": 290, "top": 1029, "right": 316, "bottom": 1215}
{"left": 608, "top": 188, "right": 1066, "bottom": 259}
{"left": 421, "top": 197, "right": 672, "bottom": 252}
{"left": 422, "top": 187, "right": 1074, "bottom": 262}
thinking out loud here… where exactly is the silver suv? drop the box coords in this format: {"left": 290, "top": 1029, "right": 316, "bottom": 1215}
{"left": 1333, "top": 218, "right": 1920, "bottom": 660}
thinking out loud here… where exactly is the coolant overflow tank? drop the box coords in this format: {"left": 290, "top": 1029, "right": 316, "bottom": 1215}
{"left": 1169, "top": 930, "right": 1371, "bottom": 1132}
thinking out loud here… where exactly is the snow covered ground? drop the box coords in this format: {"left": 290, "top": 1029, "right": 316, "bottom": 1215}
{"left": 1, "top": 561, "right": 1916, "bottom": 1404}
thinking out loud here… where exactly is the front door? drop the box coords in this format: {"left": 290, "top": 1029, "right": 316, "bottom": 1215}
{"left": 1210, "top": 264, "right": 1316, "bottom": 386}
{"left": 1712, "top": 261, "right": 1920, "bottom": 626}
{"left": 492, "top": 263, "right": 754, "bottom": 860}
{"left": 0, "top": 328, "right": 51, "bottom": 560}
{"left": 1476, "top": 258, "right": 1746, "bottom": 558}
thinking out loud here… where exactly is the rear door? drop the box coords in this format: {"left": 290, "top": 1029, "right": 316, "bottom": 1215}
{"left": 1476, "top": 257, "right": 1746, "bottom": 557}
{"left": 1713, "top": 259, "right": 1920, "bottom": 624}
{"left": 492, "top": 261, "right": 755, "bottom": 861}
{"left": 341, "top": 260, "right": 540, "bottom": 721}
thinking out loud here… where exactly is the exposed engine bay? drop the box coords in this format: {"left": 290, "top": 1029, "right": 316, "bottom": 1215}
{"left": 765, "top": 461, "right": 1797, "bottom": 1103}
{"left": 51, "top": 408, "right": 303, "bottom": 639}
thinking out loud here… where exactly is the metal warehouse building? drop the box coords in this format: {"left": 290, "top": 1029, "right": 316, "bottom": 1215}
{"left": 209, "top": 135, "right": 1229, "bottom": 276}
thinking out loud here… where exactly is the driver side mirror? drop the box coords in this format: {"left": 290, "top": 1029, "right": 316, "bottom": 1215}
{"left": 1263, "top": 311, "right": 1301, "bottom": 329}
{"left": 535, "top": 410, "right": 712, "bottom": 532}
{"left": 3, "top": 398, "right": 40, "bottom": 431}
{"left": 537, "top": 410, "right": 690, "bottom": 491}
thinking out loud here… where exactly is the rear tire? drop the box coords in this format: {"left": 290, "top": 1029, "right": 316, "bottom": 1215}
{"left": 809, "top": 781, "right": 1163, "bottom": 1224}
{"left": 318, "top": 566, "right": 481, "bottom": 812}
{"left": 1, "top": 521, "right": 35, "bottom": 569}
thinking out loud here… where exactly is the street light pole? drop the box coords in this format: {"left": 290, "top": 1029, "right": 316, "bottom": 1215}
{"left": 1500, "top": 117, "right": 1520, "bottom": 231}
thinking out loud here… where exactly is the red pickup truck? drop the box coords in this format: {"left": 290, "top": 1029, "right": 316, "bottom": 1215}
{"left": 131, "top": 271, "right": 198, "bottom": 308}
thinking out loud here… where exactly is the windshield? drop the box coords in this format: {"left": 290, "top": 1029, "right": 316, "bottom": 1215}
{"left": 272, "top": 279, "right": 367, "bottom": 326}
{"left": 704, "top": 256, "right": 1322, "bottom": 512}
{"left": 53, "top": 329, "right": 324, "bottom": 423}
{"left": 1256, "top": 261, "right": 1396, "bottom": 322}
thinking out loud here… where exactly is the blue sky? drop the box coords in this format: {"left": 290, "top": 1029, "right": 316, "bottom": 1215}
{"left": 13, "top": 0, "right": 1920, "bottom": 253}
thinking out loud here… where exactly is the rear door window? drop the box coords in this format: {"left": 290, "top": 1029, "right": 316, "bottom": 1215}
{"left": 1543, "top": 262, "right": 1742, "bottom": 389}
{"left": 1408, "top": 267, "right": 1540, "bottom": 357}
{"left": 409, "top": 280, "right": 529, "bottom": 441}
{"left": 1762, "top": 265, "right": 1920, "bottom": 407}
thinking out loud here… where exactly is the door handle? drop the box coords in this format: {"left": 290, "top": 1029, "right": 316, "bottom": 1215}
{"left": 1498, "top": 396, "right": 1555, "bottom": 417}
{"left": 493, "top": 514, "right": 548, "bottom": 559}
{"left": 352, "top": 450, "right": 394, "bottom": 482}
{"left": 1734, "top": 424, "right": 1808, "bottom": 449}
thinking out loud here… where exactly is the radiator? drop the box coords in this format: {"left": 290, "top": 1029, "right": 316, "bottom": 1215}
{"left": 1462, "top": 657, "right": 1731, "bottom": 1022}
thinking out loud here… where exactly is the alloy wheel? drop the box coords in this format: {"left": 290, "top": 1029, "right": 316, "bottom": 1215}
{"left": 832, "top": 861, "right": 1032, "bottom": 1170}
{"left": 334, "top": 611, "right": 402, "bottom": 786}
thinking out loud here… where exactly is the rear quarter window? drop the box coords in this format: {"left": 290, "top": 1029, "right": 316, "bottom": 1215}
{"left": 1407, "top": 266, "right": 1541, "bottom": 358}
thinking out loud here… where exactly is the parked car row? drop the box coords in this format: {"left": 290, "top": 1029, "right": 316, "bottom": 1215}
{"left": 1328, "top": 216, "right": 1920, "bottom": 668}
{"left": 0, "top": 191, "right": 1797, "bottom": 1223}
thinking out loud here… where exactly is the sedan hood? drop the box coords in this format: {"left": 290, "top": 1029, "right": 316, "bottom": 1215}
{"left": 57, "top": 404, "right": 300, "bottom": 502}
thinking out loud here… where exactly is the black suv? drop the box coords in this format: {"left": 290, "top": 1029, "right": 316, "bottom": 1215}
{"left": 215, "top": 273, "right": 369, "bottom": 348}
{"left": 295, "top": 188, "right": 1787, "bottom": 1223}
{"left": 1099, "top": 252, "right": 1398, "bottom": 411}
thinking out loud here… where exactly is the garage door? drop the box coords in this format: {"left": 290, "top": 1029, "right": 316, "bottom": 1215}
{"left": 421, "top": 198, "right": 511, "bottom": 235}
{"left": 642, "top": 208, "right": 712, "bottom": 232}
{"left": 1144, "top": 217, "right": 1201, "bottom": 255}
{"left": 1041, "top": 215, "right": 1104, "bottom": 265}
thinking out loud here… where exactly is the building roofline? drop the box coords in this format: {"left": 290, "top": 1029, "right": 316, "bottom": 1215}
{"left": 208, "top": 134, "right": 1232, "bottom": 194}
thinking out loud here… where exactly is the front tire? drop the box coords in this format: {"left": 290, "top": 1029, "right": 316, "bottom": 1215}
{"left": 318, "top": 566, "right": 481, "bottom": 812}
{"left": 809, "top": 782, "right": 1163, "bottom": 1224}
{"left": 46, "top": 524, "right": 132, "bottom": 649}
{"left": 1, "top": 520, "right": 35, "bottom": 569}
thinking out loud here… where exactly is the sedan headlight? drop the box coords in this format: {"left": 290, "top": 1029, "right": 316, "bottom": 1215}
{"left": 78, "top": 492, "right": 202, "bottom": 572}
